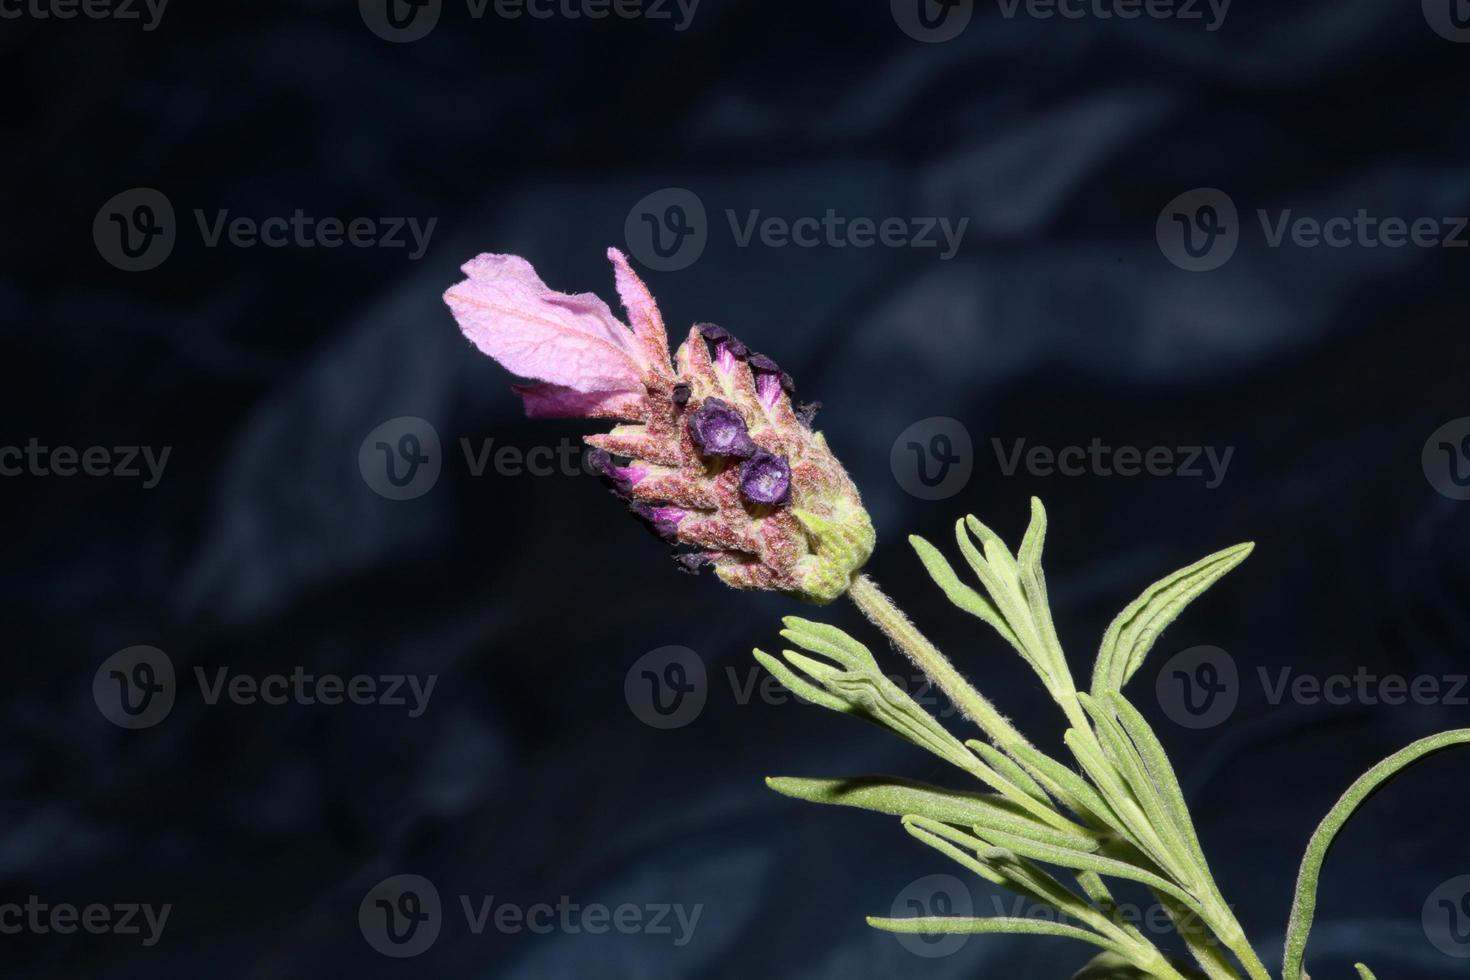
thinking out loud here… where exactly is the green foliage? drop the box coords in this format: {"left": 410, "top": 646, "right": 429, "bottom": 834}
{"left": 756, "top": 498, "right": 1467, "bottom": 979}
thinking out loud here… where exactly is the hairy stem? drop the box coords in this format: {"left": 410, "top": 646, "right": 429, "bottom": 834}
{"left": 848, "top": 573, "right": 1026, "bottom": 748}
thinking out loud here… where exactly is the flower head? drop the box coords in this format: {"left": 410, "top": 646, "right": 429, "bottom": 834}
{"left": 444, "top": 248, "right": 874, "bottom": 603}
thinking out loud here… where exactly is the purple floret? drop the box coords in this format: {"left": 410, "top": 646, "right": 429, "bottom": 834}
{"left": 748, "top": 353, "right": 796, "bottom": 406}
{"left": 672, "top": 551, "right": 715, "bottom": 575}
{"left": 688, "top": 397, "right": 757, "bottom": 459}
{"left": 629, "top": 502, "right": 685, "bottom": 542}
{"left": 739, "top": 450, "right": 792, "bottom": 506}
{"left": 587, "top": 449, "right": 645, "bottom": 497}
{"left": 697, "top": 322, "right": 749, "bottom": 367}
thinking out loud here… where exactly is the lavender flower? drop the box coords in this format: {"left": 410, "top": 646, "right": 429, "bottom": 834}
{"left": 444, "top": 248, "right": 874, "bottom": 602}
{"left": 739, "top": 451, "right": 792, "bottom": 506}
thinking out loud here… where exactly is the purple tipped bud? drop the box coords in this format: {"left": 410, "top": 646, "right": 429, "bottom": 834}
{"left": 748, "top": 353, "right": 796, "bottom": 406}
{"left": 673, "top": 550, "right": 716, "bottom": 575}
{"left": 688, "top": 397, "right": 757, "bottom": 459}
{"left": 671, "top": 382, "right": 691, "bottom": 407}
{"left": 587, "top": 448, "right": 646, "bottom": 496}
{"left": 697, "top": 322, "right": 749, "bottom": 370}
{"left": 630, "top": 502, "right": 685, "bottom": 542}
{"left": 739, "top": 450, "right": 792, "bottom": 506}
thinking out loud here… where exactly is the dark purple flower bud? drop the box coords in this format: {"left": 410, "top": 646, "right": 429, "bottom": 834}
{"left": 739, "top": 450, "right": 792, "bottom": 506}
{"left": 688, "top": 397, "right": 757, "bottom": 459}
{"left": 587, "top": 448, "right": 646, "bottom": 497}
{"left": 672, "top": 550, "right": 716, "bottom": 575}
{"left": 796, "top": 400, "right": 821, "bottom": 429}
{"left": 697, "top": 322, "right": 748, "bottom": 369}
{"left": 671, "top": 382, "right": 691, "bottom": 407}
{"left": 748, "top": 353, "right": 796, "bottom": 406}
{"left": 630, "top": 502, "right": 685, "bottom": 542}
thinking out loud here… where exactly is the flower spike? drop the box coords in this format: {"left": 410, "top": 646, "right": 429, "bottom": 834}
{"left": 445, "top": 248, "right": 874, "bottom": 602}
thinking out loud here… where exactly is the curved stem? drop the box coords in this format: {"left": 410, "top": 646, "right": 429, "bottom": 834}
{"left": 1282, "top": 728, "right": 1470, "bottom": 980}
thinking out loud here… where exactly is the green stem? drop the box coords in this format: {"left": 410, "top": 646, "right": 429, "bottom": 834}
{"left": 1282, "top": 728, "right": 1470, "bottom": 980}
{"left": 848, "top": 573, "right": 1029, "bottom": 749}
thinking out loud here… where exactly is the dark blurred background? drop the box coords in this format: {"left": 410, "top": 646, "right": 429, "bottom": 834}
{"left": 6, "top": 0, "right": 1470, "bottom": 976}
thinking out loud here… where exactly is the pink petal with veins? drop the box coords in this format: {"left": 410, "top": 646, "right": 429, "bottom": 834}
{"left": 445, "top": 253, "right": 647, "bottom": 394}
{"left": 607, "top": 247, "right": 671, "bottom": 373}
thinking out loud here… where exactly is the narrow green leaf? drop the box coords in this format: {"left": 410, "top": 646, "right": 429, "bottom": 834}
{"left": 1091, "top": 543, "right": 1254, "bottom": 697}
{"left": 909, "top": 534, "right": 1021, "bottom": 649}
{"left": 752, "top": 649, "right": 847, "bottom": 713}
{"left": 1105, "top": 693, "right": 1210, "bottom": 873}
{"left": 765, "top": 775, "right": 1095, "bottom": 850}
{"left": 867, "top": 914, "right": 1120, "bottom": 953}
{"left": 1007, "top": 739, "right": 1127, "bottom": 839}
{"left": 1077, "top": 695, "right": 1196, "bottom": 885}
{"left": 1018, "top": 496, "right": 1048, "bottom": 573}
{"left": 967, "top": 740, "right": 1050, "bottom": 805}
{"left": 972, "top": 825, "right": 1203, "bottom": 913}
{"left": 905, "top": 817, "right": 1101, "bottom": 924}
{"left": 1354, "top": 964, "right": 1378, "bottom": 980}
{"left": 1282, "top": 729, "right": 1470, "bottom": 980}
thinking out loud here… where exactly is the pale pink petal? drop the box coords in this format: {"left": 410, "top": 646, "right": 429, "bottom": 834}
{"left": 512, "top": 382, "right": 645, "bottom": 420}
{"left": 445, "top": 254, "right": 646, "bottom": 393}
{"left": 607, "top": 247, "right": 672, "bottom": 376}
